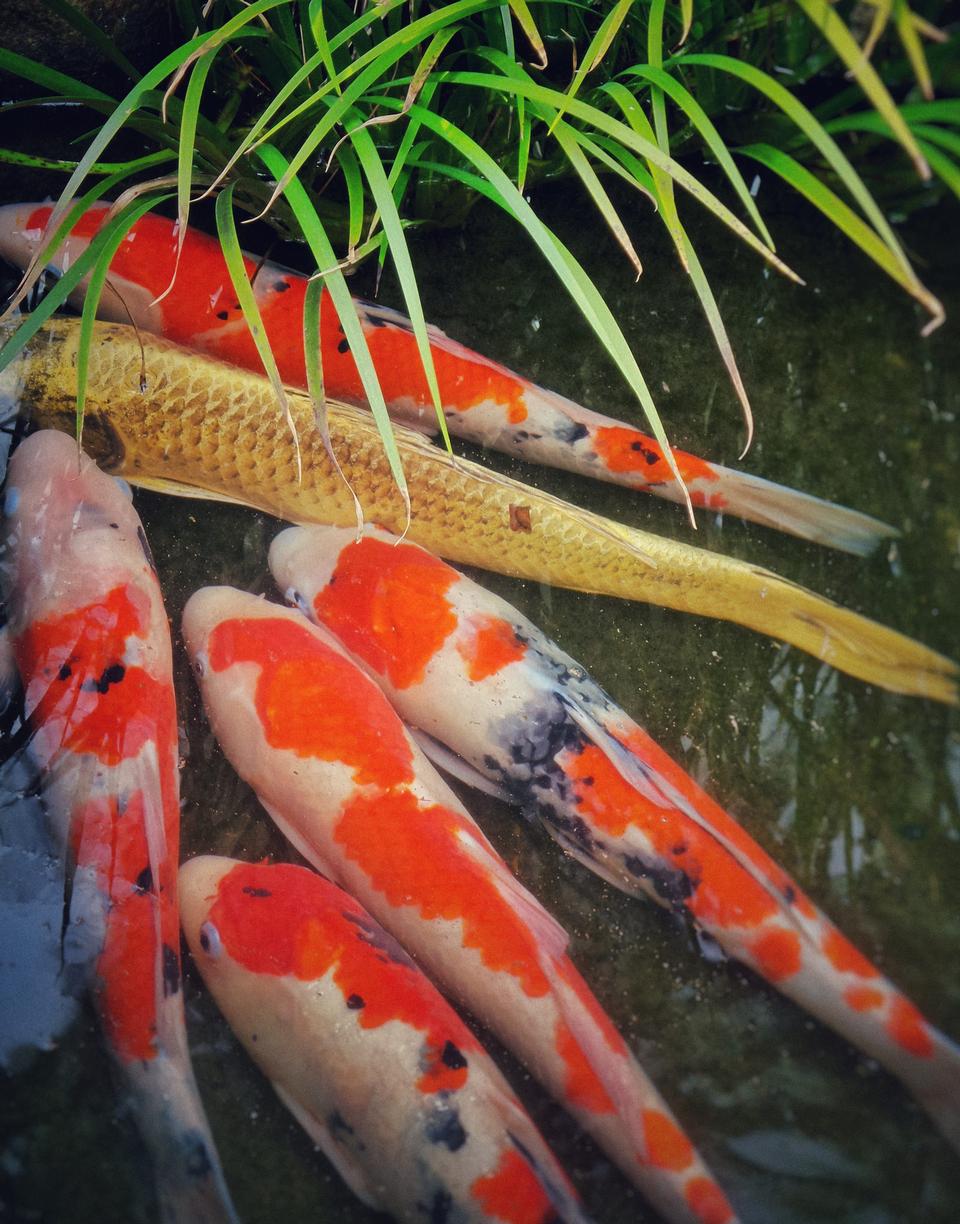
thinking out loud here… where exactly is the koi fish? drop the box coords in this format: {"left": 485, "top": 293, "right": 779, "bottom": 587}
{"left": 182, "top": 585, "right": 739, "bottom": 1224}
{"left": 0, "top": 430, "right": 237, "bottom": 1222}
{"left": 1, "top": 318, "right": 955, "bottom": 704}
{"left": 0, "top": 201, "right": 893, "bottom": 555}
{"left": 268, "top": 524, "right": 960, "bottom": 1156}
{"left": 180, "top": 854, "right": 590, "bottom": 1224}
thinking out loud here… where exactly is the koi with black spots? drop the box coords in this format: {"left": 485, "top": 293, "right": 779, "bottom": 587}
{"left": 268, "top": 523, "right": 960, "bottom": 1157}
{"left": 0, "top": 202, "right": 894, "bottom": 555}
{"left": 180, "top": 854, "right": 590, "bottom": 1224}
{"left": 0, "top": 431, "right": 236, "bottom": 1223}
{"left": 182, "top": 585, "right": 739, "bottom": 1224}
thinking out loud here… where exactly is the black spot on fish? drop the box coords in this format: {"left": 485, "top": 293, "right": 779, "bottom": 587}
{"left": 135, "top": 866, "right": 153, "bottom": 893}
{"left": 629, "top": 439, "right": 661, "bottom": 465}
{"left": 440, "top": 1041, "right": 466, "bottom": 1070}
{"left": 82, "top": 662, "right": 126, "bottom": 694}
{"left": 579, "top": 775, "right": 594, "bottom": 788}
{"left": 242, "top": 886, "right": 271, "bottom": 898}
{"left": 162, "top": 943, "right": 181, "bottom": 996}
{"left": 58, "top": 663, "right": 72, "bottom": 681}
{"left": 329, "top": 1110, "right": 355, "bottom": 1139}
{"left": 623, "top": 852, "right": 693, "bottom": 909}
{"left": 784, "top": 884, "right": 796, "bottom": 904}
{"left": 273, "top": 279, "right": 290, "bottom": 293}
{"left": 672, "top": 842, "right": 688, "bottom": 856}
{"left": 557, "top": 421, "right": 589, "bottom": 445}
{"left": 483, "top": 754, "right": 499, "bottom": 772}
{"left": 182, "top": 1130, "right": 213, "bottom": 1179}
{"left": 216, "top": 310, "right": 229, "bottom": 321}
{"left": 346, "top": 994, "right": 365, "bottom": 1010}
{"left": 423, "top": 1188, "right": 452, "bottom": 1224}
{"left": 337, "top": 338, "right": 349, "bottom": 354}
{"left": 109, "top": 522, "right": 119, "bottom": 529}
{"left": 425, "top": 1098, "right": 466, "bottom": 1151}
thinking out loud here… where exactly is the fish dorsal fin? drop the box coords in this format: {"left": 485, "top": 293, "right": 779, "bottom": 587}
{"left": 272, "top": 1084, "right": 381, "bottom": 1211}
{"left": 559, "top": 693, "right": 824, "bottom": 951}
{"left": 410, "top": 729, "right": 515, "bottom": 803}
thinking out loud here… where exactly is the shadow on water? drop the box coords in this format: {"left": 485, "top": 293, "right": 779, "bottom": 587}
{"left": 0, "top": 167, "right": 958, "bottom": 1223}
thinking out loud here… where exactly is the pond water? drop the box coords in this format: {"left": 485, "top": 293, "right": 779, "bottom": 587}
{"left": 1, "top": 169, "right": 958, "bottom": 1224}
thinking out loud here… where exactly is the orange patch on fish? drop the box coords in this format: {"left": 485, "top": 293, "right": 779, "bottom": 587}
{"left": 206, "top": 616, "right": 414, "bottom": 788}
{"left": 73, "top": 792, "right": 162, "bottom": 1063}
{"left": 208, "top": 861, "right": 480, "bottom": 1089}
{"left": 886, "top": 995, "right": 934, "bottom": 1058}
{"left": 592, "top": 426, "right": 717, "bottom": 485}
{"left": 553, "top": 1019, "right": 615, "bottom": 1114}
{"left": 821, "top": 927, "right": 880, "bottom": 979}
{"left": 563, "top": 741, "right": 783, "bottom": 931}
{"left": 844, "top": 985, "right": 885, "bottom": 1013}
{"left": 470, "top": 1148, "right": 558, "bottom": 1224}
{"left": 554, "top": 958, "right": 628, "bottom": 1058}
{"left": 318, "top": 299, "right": 530, "bottom": 423}
{"left": 334, "top": 789, "right": 551, "bottom": 999}
{"left": 14, "top": 583, "right": 175, "bottom": 768}
{"left": 749, "top": 928, "right": 802, "bottom": 982}
{"left": 642, "top": 1109, "right": 694, "bottom": 1172}
{"left": 313, "top": 537, "right": 459, "bottom": 689}
{"left": 457, "top": 614, "right": 526, "bottom": 682}
{"left": 685, "top": 1176, "right": 736, "bottom": 1224}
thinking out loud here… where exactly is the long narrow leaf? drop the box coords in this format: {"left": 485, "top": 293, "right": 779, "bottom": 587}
{"left": 215, "top": 183, "right": 302, "bottom": 481}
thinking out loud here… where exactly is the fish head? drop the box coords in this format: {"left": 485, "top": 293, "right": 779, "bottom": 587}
{"left": 178, "top": 855, "right": 234, "bottom": 974}
{"left": 0, "top": 430, "right": 150, "bottom": 634}
{"left": 268, "top": 524, "right": 394, "bottom": 614}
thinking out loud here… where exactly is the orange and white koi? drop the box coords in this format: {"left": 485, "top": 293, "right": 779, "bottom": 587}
{"left": 180, "top": 855, "right": 589, "bottom": 1224}
{"left": 0, "top": 202, "right": 893, "bottom": 554}
{"left": 269, "top": 524, "right": 960, "bottom": 1156}
{"left": 0, "top": 431, "right": 236, "bottom": 1222}
{"left": 182, "top": 585, "right": 739, "bottom": 1224}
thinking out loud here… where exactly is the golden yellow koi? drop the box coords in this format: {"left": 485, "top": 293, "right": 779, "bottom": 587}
{"left": 0, "top": 317, "right": 955, "bottom": 704}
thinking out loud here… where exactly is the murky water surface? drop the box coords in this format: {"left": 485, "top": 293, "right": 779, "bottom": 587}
{"left": 1, "top": 176, "right": 958, "bottom": 1223}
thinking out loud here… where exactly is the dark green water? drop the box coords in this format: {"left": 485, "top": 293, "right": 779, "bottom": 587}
{"left": 1, "top": 182, "right": 958, "bottom": 1224}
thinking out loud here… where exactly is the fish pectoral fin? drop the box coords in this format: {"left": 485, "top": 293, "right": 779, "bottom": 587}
{"left": 540, "top": 816, "right": 652, "bottom": 899}
{"left": 258, "top": 800, "right": 342, "bottom": 885}
{"left": 409, "top": 729, "right": 515, "bottom": 803}
{"left": 127, "top": 476, "right": 255, "bottom": 508}
{"left": 272, "top": 1084, "right": 381, "bottom": 1211}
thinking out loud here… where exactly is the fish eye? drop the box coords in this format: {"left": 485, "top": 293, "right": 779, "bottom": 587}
{"left": 286, "top": 587, "right": 309, "bottom": 616}
{"left": 199, "top": 921, "right": 223, "bottom": 959}
{"left": 194, "top": 650, "right": 207, "bottom": 679}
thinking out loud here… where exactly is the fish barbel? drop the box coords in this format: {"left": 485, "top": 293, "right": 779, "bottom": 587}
{"left": 0, "top": 316, "right": 955, "bottom": 704}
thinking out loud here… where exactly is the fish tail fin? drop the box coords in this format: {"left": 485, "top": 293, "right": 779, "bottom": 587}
{"left": 514, "top": 383, "right": 895, "bottom": 555}
{"left": 128, "top": 1050, "right": 239, "bottom": 1224}
{"left": 680, "top": 463, "right": 898, "bottom": 557}
{"left": 551, "top": 959, "right": 739, "bottom": 1224}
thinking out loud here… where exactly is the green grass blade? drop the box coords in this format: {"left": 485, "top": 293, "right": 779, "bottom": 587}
{"left": 215, "top": 182, "right": 302, "bottom": 481}
{"left": 679, "top": 0, "right": 694, "bottom": 46}
{"left": 792, "top": 0, "right": 929, "bottom": 178}
{"left": 738, "top": 141, "right": 944, "bottom": 326}
{"left": 893, "top": 0, "right": 933, "bottom": 101}
{"left": 370, "top": 94, "right": 695, "bottom": 518}
{"left": 0, "top": 47, "right": 114, "bottom": 102}
{"left": 0, "top": 148, "right": 173, "bottom": 174}
{"left": 506, "top": 0, "right": 548, "bottom": 68}
{"left": 917, "top": 140, "right": 960, "bottom": 201}
{"left": 254, "top": 142, "right": 410, "bottom": 515}
{"left": 306, "top": 0, "right": 340, "bottom": 92}
{"left": 74, "top": 191, "right": 175, "bottom": 445}
{"left": 336, "top": 142, "right": 365, "bottom": 253}
{"left": 548, "top": 0, "right": 637, "bottom": 134}
{"left": 623, "top": 64, "right": 775, "bottom": 248}
{"left": 347, "top": 119, "right": 451, "bottom": 451}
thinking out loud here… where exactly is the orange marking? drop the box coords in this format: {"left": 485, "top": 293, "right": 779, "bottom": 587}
{"left": 886, "top": 995, "right": 934, "bottom": 1058}
{"left": 553, "top": 1019, "right": 615, "bottom": 1114}
{"left": 554, "top": 959, "right": 628, "bottom": 1057}
{"left": 592, "top": 426, "right": 717, "bottom": 485}
{"left": 209, "top": 861, "right": 480, "bottom": 1091}
{"left": 334, "top": 789, "right": 550, "bottom": 999}
{"left": 206, "top": 616, "right": 414, "bottom": 788}
{"left": 457, "top": 614, "right": 526, "bottom": 682}
{"left": 844, "top": 985, "right": 885, "bottom": 1013}
{"left": 685, "top": 1176, "right": 735, "bottom": 1224}
{"left": 821, "top": 927, "right": 880, "bottom": 979}
{"left": 313, "top": 537, "right": 458, "bottom": 689}
{"left": 643, "top": 1109, "right": 694, "bottom": 1172}
{"left": 749, "top": 928, "right": 802, "bottom": 982}
{"left": 470, "top": 1148, "right": 559, "bottom": 1224}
